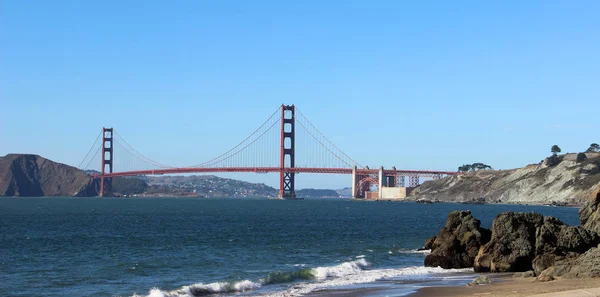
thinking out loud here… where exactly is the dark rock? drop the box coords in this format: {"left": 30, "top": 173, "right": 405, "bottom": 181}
{"left": 474, "top": 212, "right": 543, "bottom": 273}
{"left": 467, "top": 275, "right": 492, "bottom": 286}
{"left": 416, "top": 199, "right": 434, "bottom": 204}
{"left": 422, "top": 236, "right": 436, "bottom": 250}
{"left": 580, "top": 191, "right": 600, "bottom": 235}
{"left": 532, "top": 254, "right": 561, "bottom": 275}
{"left": 563, "top": 245, "right": 600, "bottom": 278}
{"left": 535, "top": 192, "right": 600, "bottom": 279}
{"left": 531, "top": 216, "right": 599, "bottom": 274}
{"left": 535, "top": 274, "right": 555, "bottom": 282}
{"left": 513, "top": 271, "right": 535, "bottom": 278}
{"left": 537, "top": 263, "right": 571, "bottom": 279}
{"left": 424, "top": 210, "right": 491, "bottom": 269}
{"left": 474, "top": 212, "right": 599, "bottom": 274}
{"left": 540, "top": 244, "right": 600, "bottom": 278}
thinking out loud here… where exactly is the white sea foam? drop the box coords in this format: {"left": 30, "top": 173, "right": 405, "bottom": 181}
{"left": 312, "top": 258, "right": 369, "bottom": 279}
{"left": 132, "top": 258, "right": 470, "bottom": 297}
{"left": 397, "top": 248, "right": 431, "bottom": 254}
{"left": 259, "top": 266, "right": 473, "bottom": 297}
{"left": 133, "top": 279, "right": 262, "bottom": 297}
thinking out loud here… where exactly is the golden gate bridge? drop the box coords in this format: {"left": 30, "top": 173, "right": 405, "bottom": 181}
{"left": 78, "top": 104, "right": 456, "bottom": 199}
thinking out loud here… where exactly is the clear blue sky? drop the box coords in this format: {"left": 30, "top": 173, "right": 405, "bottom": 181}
{"left": 1, "top": 1, "right": 599, "bottom": 189}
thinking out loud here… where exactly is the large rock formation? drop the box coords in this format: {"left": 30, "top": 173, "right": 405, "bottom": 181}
{"left": 424, "top": 210, "right": 491, "bottom": 269}
{"left": 579, "top": 191, "right": 600, "bottom": 234}
{"left": 474, "top": 212, "right": 542, "bottom": 272}
{"left": 538, "top": 191, "right": 600, "bottom": 278}
{"left": 532, "top": 216, "right": 598, "bottom": 274}
{"left": 410, "top": 153, "right": 600, "bottom": 205}
{"left": 539, "top": 244, "right": 600, "bottom": 278}
{"left": 474, "top": 212, "right": 599, "bottom": 274}
{"left": 0, "top": 154, "right": 98, "bottom": 196}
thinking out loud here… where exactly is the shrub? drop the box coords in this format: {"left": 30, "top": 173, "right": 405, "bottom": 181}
{"left": 545, "top": 155, "right": 563, "bottom": 167}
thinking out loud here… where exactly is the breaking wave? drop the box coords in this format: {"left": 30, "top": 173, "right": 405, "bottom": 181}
{"left": 397, "top": 248, "right": 431, "bottom": 254}
{"left": 131, "top": 258, "right": 470, "bottom": 297}
{"left": 133, "top": 279, "right": 261, "bottom": 297}
{"left": 259, "top": 265, "right": 473, "bottom": 297}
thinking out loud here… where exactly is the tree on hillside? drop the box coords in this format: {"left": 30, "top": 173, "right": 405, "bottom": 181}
{"left": 471, "top": 163, "right": 493, "bottom": 170}
{"left": 546, "top": 145, "right": 564, "bottom": 166}
{"left": 458, "top": 163, "right": 493, "bottom": 172}
{"left": 458, "top": 164, "right": 471, "bottom": 172}
{"left": 577, "top": 153, "right": 588, "bottom": 163}
{"left": 586, "top": 143, "right": 600, "bottom": 153}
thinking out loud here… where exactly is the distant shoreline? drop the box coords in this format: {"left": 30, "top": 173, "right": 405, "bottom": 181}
{"left": 0, "top": 196, "right": 582, "bottom": 207}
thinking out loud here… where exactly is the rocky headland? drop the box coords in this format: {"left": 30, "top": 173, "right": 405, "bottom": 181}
{"left": 411, "top": 153, "right": 600, "bottom": 205}
{"left": 0, "top": 154, "right": 98, "bottom": 196}
{"left": 424, "top": 191, "right": 600, "bottom": 282}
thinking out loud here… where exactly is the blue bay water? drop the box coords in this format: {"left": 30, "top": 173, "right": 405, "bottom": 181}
{"left": 0, "top": 198, "right": 580, "bottom": 297}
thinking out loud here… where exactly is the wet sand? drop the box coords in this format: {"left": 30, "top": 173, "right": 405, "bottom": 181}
{"left": 410, "top": 276, "right": 600, "bottom": 297}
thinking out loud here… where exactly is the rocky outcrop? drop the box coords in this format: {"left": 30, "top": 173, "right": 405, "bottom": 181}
{"left": 474, "top": 212, "right": 599, "bottom": 274}
{"left": 579, "top": 191, "right": 600, "bottom": 234}
{"left": 541, "top": 245, "right": 600, "bottom": 278}
{"left": 0, "top": 154, "right": 98, "bottom": 196}
{"left": 537, "top": 191, "right": 600, "bottom": 278}
{"left": 423, "top": 236, "right": 436, "bottom": 250}
{"left": 468, "top": 275, "right": 492, "bottom": 286}
{"left": 513, "top": 271, "right": 535, "bottom": 278}
{"left": 424, "top": 211, "right": 491, "bottom": 269}
{"left": 538, "top": 251, "right": 599, "bottom": 278}
{"left": 535, "top": 274, "right": 555, "bottom": 282}
{"left": 474, "top": 212, "right": 542, "bottom": 272}
{"left": 410, "top": 153, "right": 600, "bottom": 205}
{"left": 532, "top": 216, "right": 598, "bottom": 274}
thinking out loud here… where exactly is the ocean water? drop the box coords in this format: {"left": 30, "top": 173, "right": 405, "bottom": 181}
{"left": 0, "top": 198, "right": 580, "bottom": 297}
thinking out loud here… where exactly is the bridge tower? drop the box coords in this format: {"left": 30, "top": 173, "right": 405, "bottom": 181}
{"left": 99, "top": 127, "right": 113, "bottom": 197}
{"left": 279, "top": 104, "right": 296, "bottom": 199}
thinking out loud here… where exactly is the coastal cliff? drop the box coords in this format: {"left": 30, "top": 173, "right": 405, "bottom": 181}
{"left": 411, "top": 153, "right": 600, "bottom": 205}
{"left": 0, "top": 154, "right": 98, "bottom": 196}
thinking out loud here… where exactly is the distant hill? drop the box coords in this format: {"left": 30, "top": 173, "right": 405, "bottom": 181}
{"left": 142, "top": 176, "right": 345, "bottom": 198}
{"left": 296, "top": 188, "right": 340, "bottom": 198}
{"left": 143, "top": 175, "right": 278, "bottom": 197}
{"left": 0, "top": 154, "right": 98, "bottom": 196}
{"left": 112, "top": 177, "right": 148, "bottom": 195}
{"left": 336, "top": 187, "right": 352, "bottom": 198}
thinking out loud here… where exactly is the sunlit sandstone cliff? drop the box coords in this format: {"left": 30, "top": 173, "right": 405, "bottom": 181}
{"left": 411, "top": 153, "right": 600, "bottom": 205}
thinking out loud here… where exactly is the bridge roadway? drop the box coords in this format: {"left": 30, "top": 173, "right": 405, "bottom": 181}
{"left": 93, "top": 167, "right": 456, "bottom": 179}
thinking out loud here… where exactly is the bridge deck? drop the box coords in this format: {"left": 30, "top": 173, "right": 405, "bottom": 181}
{"left": 93, "top": 167, "right": 456, "bottom": 179}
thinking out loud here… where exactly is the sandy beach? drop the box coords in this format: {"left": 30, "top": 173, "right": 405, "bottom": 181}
{"left": 410, "top": 275, "right": 600, "bottom": 297}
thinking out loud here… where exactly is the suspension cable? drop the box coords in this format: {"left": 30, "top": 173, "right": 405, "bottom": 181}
{"left": 199, "top": 118, "right": 281, "bottom": 167}
{"left": 113, "top": 129, "right": 174, "bottom": 168}
{"left": 295, "top": 119, "right": 355, "bottom": 168}
{"left": 190, "top": 106, "right": 282, "bottom": 167}
{"left": 295, "top": 108, "right": 363, "bottom": 168}
{"left": 83, "top": 146, "right": 102, "bottom": 170}
{"left": 78, "top": 130, "right": 102, "bottom": 169}
{"left": 114, "top": 140, "right": 167, "bottom": 169}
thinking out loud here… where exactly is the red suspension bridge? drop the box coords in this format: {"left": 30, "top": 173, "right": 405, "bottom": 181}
{"left": 79, "top": 104, "right": 456, "bottom": 199}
